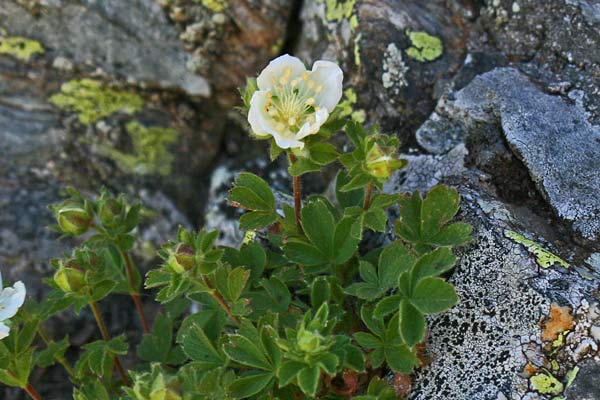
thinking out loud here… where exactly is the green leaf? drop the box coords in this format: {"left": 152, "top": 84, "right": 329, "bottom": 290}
{"left": 385, "top": 344, "right": 420, "bottom": 373}
{"left": 224, "top": 267, "right": 250, "bottom": 303}
{"left": 399, "top": 300, "right": 425, "bottom": 347}
{"left": 373, "top": 295, "right": 403, "bottom": 320}
{"left": 283, "top": 241, "right": 328, "bottom": 266}
{"left": 229, "top": 173, "right": 275, "bottom": 211}
{"left": 430, "top": 222, "right": 473, "bottom": 246}
{"left": 308, "top": 142, "right": 339, "bottom": 165}
{"left": 239, "top": 211, "right": 277, "bottom": 231}
{"left": 278, "top": 361, "right": 304, "bottom": 387}
{"left": 335, "top": 169, "right": 364, "bottom": 209}
{"left": 289, "top": 158, "right": 321, "bottom": 176}
{"left": 35, "top": 336, "right": 70, "bottom": 368}
{"left": 354, "top": 332, "right": 382, "bottom": 349}
{"left": 410, "top": 247, "right": 456, "bottom": 288}
{"left": 311, "top": 277, "right": 330, "bottom": 309}
{"left": 223, "top": 335, "right": 273, "bottom": 371}
{"left": 341, "top": 173, "right": 372, "bottom": 192}
{"left": 379, "top": 241, "right": 416, "bottom": 287}
{"left": 343, "top": 344, "right": 365, "bottom": 372}
{"left": 361, "top": 305, "right": 385, "bottom": 338}
{"left": 137, "top": 313, "right": 174, "bottom": 363}
{"left": 333, "top": 216, "right": 361, "bottom": 265}
{"left": 345, "top": 120, "right": 366, "bottom": 149}
{"left": 410, "top": 277, "right": 458, "bottom": 314}
{"left": 179, "top": 324, "right": 223, "bottom": 367}
{"left": 297, "top": 366, "right": 320, "bottom": 397}
{"left": 75, "top": 336, "right": 127, "bottom": 379}
{"left": 301, "top": 199, "right": 335, "bottom": 257}
{"left": 395, "top": 185, "right": 472, "bottom": 252}
{"left": 270, "top": 141, "right": 284, "bottom": 161}
{"left": 421, "top": 185, "right": 460, "bottom": 239}
{"left": 229, "top": 371, "right": 274, "bottom": 399}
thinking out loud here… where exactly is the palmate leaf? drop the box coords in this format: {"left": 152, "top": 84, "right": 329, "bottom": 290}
{"left": 395, "top": 185, "right": 472, "bottom": 253}
{"left": 283, "top": 198, "right": 361, "bottom": 271}
{"left": 228, "top": 173, "right": 278, "bottom": 230}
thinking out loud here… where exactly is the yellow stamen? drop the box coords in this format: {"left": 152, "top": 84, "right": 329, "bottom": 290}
{"left": 315, "top": 85, "right": 323, "bottom": 93}
{"left": 288, "top": 117, "right": 297, "bottom": 126}
{"left": 291, "top": 79, "right": 298, "bottom": 87}
{"left": 305, "top": 97, "right": 315, "bottom": 106}
{"left": 307, "top": 80, "right": 314, "bottom": 89}
{"left": 284, "top": 67, "right": 292, "bottom": 77}
{"left": 301, "top": 72, "right": 309, "bottom": 80}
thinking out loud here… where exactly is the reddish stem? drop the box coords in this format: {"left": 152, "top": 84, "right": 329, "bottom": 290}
{"left": 363, "top": 182, "right": 374, "bottom": 210}
{"left": 121, "top": 251, "right": 150, "bottom": 333}
{"left": 24, "top": 384, "right": 42, "bottom": 400}
{"left": 288, "top": 153, "right": 303, "bottom": 233}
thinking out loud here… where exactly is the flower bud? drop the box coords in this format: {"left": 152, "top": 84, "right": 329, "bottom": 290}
{"left": 169, "top": 244, "right": 195, "bottom": 273}
{"left": 56, "top": 202, "right": 93, "bottom": 235}
{"left": 365, "top": 143, "right": 403, "bottom": 180}
{"left": 99, "top": 197, "right": 124, "bottom": 229}
{"left": 297, "top": 327, "right": 323, "bottom": 354}
{"left": 54, "top": 267, "right": 85, "bottom": 293}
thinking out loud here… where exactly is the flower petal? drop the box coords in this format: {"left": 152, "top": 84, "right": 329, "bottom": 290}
{"left": 0, "top": 281, "right": 26, "bottom": 321}
{"left": 257, "top": 54, "right": 307, "bottom": 91}
{"left": 248, "top": 91, "right": 273, "bottom": 137}
{"left": 0, "top": 321, "right": 9, "bottom": 340}
{"left": 272, "top": 133, "right": 305, "bottom": 150}
{"left": 309, "top": 60, "right": 343, "bottom": 112}
{"left": 296, "top": 108, "right": 330, "bottom": 140}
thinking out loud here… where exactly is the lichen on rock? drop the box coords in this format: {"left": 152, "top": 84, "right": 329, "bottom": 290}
{"left": 198, "top": 0, "right": 227, "bottom": 12}
{"left": 49, "top": 79, "right": 144, "bottom": 125}
{"left": 382, "top": 42, "right": 409, "bottom": 94}
{"left": 405, "top": 30, "right": 443, "bottom": 62}
{"left": 95, "top": 121, "right": 179, "bottom": 176}
{"left": 504, "top": 230, "right": 570, "bottom": 269}
{"left": 0, "top": 35, "right": 44, "bottom": 60}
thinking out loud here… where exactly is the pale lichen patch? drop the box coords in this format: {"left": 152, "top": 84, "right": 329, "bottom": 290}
{"left": 0, "top": 35, "right": 44, "bottom": 60}
{"left": 406, "top": 30, "right": 443, "bottom": 62}
{"left": 504, "top": 230, "right": 570, "bottom": 269}
{"left": 49, "top": 79, "right": 144, "bottom": 125}
{"left": 382, "top": 43, "right": 409, "bottom": 95}
{"left": 530, "top": 372, "right": 564, "bottom": 395}
{"left": 95, "top": 121, "right": 179, "bottom": 176}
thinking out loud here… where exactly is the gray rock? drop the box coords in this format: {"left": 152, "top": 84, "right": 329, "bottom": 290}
{"left": 564, "top": 359, "right": 600, "bottom": 400}
{"left": 418, "top": 67, "right": 600, "bottom": 242}
{"left": 0, "top": 0, "right": 210, "bottom": 96}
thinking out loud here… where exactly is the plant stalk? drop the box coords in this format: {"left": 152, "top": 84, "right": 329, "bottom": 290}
{"left": 24, "top": 384, "right": 42, "bottom": 400}
{"left": 121, "top": 251, "right": 150, "bottom": 333}
{"left": 201, "top": 275, "right": 241, "bottom": 325}
{"left": 363, "top": 182, "right": 374, "bottom": 210}
{"left": 89, "top": 301, "right": 129, "bottom": 384}
{"left": 37, "top": 327, "right": 76, "bottom": 379}
{"left": 288, "top": 153, "right": 303, "bottom": 233}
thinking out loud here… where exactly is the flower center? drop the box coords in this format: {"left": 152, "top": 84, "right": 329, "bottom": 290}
{"left": 264, "top": 68, "right": 323, "bottom": 133}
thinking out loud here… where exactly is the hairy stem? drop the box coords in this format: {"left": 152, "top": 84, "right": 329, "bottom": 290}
{"left": 201, "top": 275, "right": 241, "bottom": 325}
{"left": 89, "top": 301, "right": 129, "bottom": 384}
{"left": 363, "top": 182, "right": 374, "bottom": 210}
{"left": 288, "top": 153, "right": 303, "bottom": 233}
{"left": 37, "top": 327, "right": 76, "bottom": 379}
{"left": 24, "top": 384, "right": 42, "bottom": 400}
{"left": 121, "top": 251, "right": 150, "bottom": 333}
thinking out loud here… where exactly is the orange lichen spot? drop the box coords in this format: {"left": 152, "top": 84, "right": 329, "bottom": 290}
{"left": 524, "top": 362, "right": 539, "bottom": 376}
{"left": 541, "top": 303, "right": 574, "bottom": 342}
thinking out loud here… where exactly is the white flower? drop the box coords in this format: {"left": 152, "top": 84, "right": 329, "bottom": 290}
{"left": 248, "top": 54, "right": 343, "bottom": 149}
{"left": 0, "top": 272, "right": 26, "bottom": 340}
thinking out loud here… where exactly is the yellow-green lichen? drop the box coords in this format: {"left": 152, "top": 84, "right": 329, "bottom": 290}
{"left": 0, "top": 36, "right": 44, "bottom": 60}
{"left": 199, "top": 0, "right": 227, "bottom": 12}
{"left": 319, "top": 0, "right": 356, "bottom": 23}
{"left": 338, "top": 88, "right": 366, "bottom": 123}
{"left": 504, "top": 230, "right": 570, "bottom": 269}
{"left": 353, "top": 32, "right": 362, "bottom": 66}
{"left": 406, "top": 30, "right": 443, "bottom": 62}
{"left": 530, "top": 373, "right": 564, "bottom": 395}
{"left": 49, "top": 79, "right": 144, "bottom": 125}
{"left": 551, "top": 330, "right": 569, "bottom": 350}
{"left": 96, "top": 121, "right": 179, "bottom": 176}
{"left": 565, "top": 366, "right": 579, "bottom": 388}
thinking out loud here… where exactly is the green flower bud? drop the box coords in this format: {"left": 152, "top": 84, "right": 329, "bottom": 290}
{"left": 56, "top": 202, "right": 93, "bottom": 235}
{"left": 297, "top": 327, "right": 324, "bottom": 354}
{"left": 54, "top": 267, "right": 85, "bottom": 292}
{"left": 169, "top": 244, "right": 195, "bottom": 273}
{"left": 99, "top": 197, "right": 124, "bottom": 229}
{"left": 364, "top": 143, "right": 403, "bottom": 180}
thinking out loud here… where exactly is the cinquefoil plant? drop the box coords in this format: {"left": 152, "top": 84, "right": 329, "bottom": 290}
{"left": 1, "top": 54, "right": 471, "bottom": 400}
